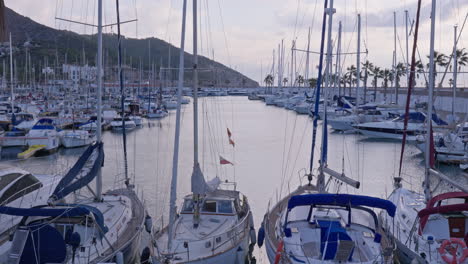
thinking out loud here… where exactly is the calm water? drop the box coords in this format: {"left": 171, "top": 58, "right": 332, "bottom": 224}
{"left": 3, "top": 96, "right": 466, "bottom": 263}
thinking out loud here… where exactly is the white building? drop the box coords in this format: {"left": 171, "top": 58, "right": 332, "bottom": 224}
{"left": 62, "top": 64, "right": 98, "bottom": 83}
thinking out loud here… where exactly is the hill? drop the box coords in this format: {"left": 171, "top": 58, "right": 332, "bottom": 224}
{"left": 2, "top": 6, "right": 258, "bottom": 87}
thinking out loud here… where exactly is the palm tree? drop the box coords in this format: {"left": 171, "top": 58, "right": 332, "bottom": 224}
{"left": 308, "top": 78, "right": 318, "bottom": 88}
{"left": 296, "top": 75, "right": 305, "bottom": 87}
{"left": 283, "top": 77, "right": 288, "bottom": 87}
{"left": 381, "top": 68, "right": 393, "bottom": 102}
{"left": 452, "top": 48, "right": 468, "bottom": 71}
{"left": 346, "top": 65, "right": 357, "bottom": 96}
{"left": 394, "top": 62, "right": 407, "bottom": 103}
{"left": 370, "top": 65, "right": 382, "bottom": 102}
{"left": 361, "top": 60, "right": 373, "bottom": 103}
{"left": 426, "top": 51, "right": 448, "bottom": 88}
{"left": 264, "top": 74, "right": 274, "bottom": 87}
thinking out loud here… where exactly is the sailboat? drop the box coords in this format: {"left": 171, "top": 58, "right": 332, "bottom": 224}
{"left": 151, "top": 1, "right": 255, "bottom": 263}
{"left": 0, "top": 1, "right": 146, "bottom": 263}
{"left": 258, "top": 1, "right": 396, "bottom": 263}
{"left": 382, "top": 1, "right": 468, "bottom": 263}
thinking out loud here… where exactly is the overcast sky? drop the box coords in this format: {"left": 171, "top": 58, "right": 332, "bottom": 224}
{"left": 6, "top": 0, "right": 468, "bottom": 85}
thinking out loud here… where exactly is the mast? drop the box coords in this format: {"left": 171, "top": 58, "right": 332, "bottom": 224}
{"left": 318, "top": 0, "right": 335, "bottom": 193}
{"left": 290, "top": 40, "right": 295, "bottom": 87}
{"left": 96, "top": 0, "right": 103, "bottom": 200}
{"left": 452, "top": 25, "right": 457, "bottom": 120}
{"left": 115, "top": 0, "right": 130, "bottom": 187}
{"left": 393, "top": 11, "right": 398, "bottom": 105}
{"left": 356, "top": 14, "right": 361, "bottom": 107}
{"left": 335, "top": 22, "right": 342, "bottom": 97}
{"left": 305, "top": 28, "right": 311, "bottom": 84}
{"left": 168, "top": 0, "right": 187, "bottom": 251}
{"left": 9, "top": 33, "right": 13, "bottom": 114}
{"left": 424, "top": 0, "right": 436, "bottom": 202}
{"left": 405, "top": 10, "right": 409, "bottom": 94}
{"left": 309, "top": 0, "right": 329, "bottom": 187}
{"left": 277, "top": 43, "right": 282, "bottom": 89}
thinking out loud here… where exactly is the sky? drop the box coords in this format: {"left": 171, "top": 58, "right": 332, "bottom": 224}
{"left": 6, "top": 0, "right": 468, "bottom": 86}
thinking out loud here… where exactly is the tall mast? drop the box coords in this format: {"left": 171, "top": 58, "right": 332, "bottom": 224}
{"left": 168, "top": 0, "right": 187, "bottom": 251}
{"left": 393, "top": 11, "right": 398, "bottom": 105}
{"left": 452, "top": 25, "right": 457, "bottom": 120}
{"left": 9, "top": 33, "right": 13, "bottom": 114}
{"left": 278, "top": 43, "right": 282, "bottom": 89}
{"left": 305, "top": 27, "right": 311, "bottom": 84}
{"left": 424, "top": 0, "right": 436, "bottom": 202}
{"left": 405, "top": 10, "right": 409, "bottom": 93}
{"left": 96, "top": 0, "right": 103, "bottom": 200}
{"left": 115, "top": 0, "right": 130, "bottom": 187}
{"left": 309, "top": 0, "right": 329, "bottom": 181}
{"left": 356, "top": 14, "right": 361, "bottom": 107}
{"left": 318, "top": 0, "right": 335, "bottom": 193}
{"left": 290, "top": 40, "right": 295, "bottom": 87}
{"left": 335, "top": 22, "right": 342, "bottom": 97}
{"left": 191, "top": 0, "right": 202, "bottom": 228}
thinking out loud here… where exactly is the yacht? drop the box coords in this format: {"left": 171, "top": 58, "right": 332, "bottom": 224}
{"left": 110, "top": 116, "right": 136, "bottom": 131}
{"left": 353, "top": 112, "right": 447, "bottom": 141}
{"left": 0, "top": 165, "right": 60, "bottom": 258}
{"left": 61, "top": 130, "right": 95, "bottom": 148}
{"left": 261, "top": 190, "right": 396, "bottom": 263}
{"left": 26, "top": 118, "right": 63, "bottom": 152}
{"left": 146, "top": 107, "right": 168, "bottom": 119}
{"left": 328, "top": 108, "right": 387, "bottom": 131}
{"left": 0, "top": 129, "right": 27, "bottom": 148}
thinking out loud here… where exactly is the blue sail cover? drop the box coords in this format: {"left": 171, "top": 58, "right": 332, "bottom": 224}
{"left": 287, "top": 193, "right": 396, "bottom": 217}
{"left": 50, "top": 142, "right": 104, "bottom": 202}
{"left": 0, "top": 205, "right": 107, "bottom": 233}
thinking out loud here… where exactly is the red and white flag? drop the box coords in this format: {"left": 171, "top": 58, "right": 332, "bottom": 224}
{"left": 227, "top": 127, "right": 235, "bottom": 147}
{"left": 219, "top": 155, "right": 234, "bottom": 165}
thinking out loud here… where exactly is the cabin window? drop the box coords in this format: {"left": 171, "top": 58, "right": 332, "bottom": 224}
{"left": 0, "top": 174, "right": 42, "bottom": 205}
{"left": 181, "top": 199, "right": 194, "bottom": 213}
{"left": 217, "top": 200, "right": 233, "bottom": 214}
{"left": 202, "top": 200, "right": 217, "bottom": 213}
{"left": 0, "top": 173, "right": 23, "bottom": 191}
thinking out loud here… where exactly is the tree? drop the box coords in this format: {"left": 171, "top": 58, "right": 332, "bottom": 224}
{"left": 361, "top": 60, "right": 373, "bottom": 103}
{"left": 346, "top": 65, "right": 357, "bottom": 96}
{"left": 426, "top": 51, "right": 448, "bottom": 88}
{"left": 370, "top": 65, "right": 382, "bottom": 102}
{"left": 381, "top": 68, "right": 393, "bottom": 102}
{"left": 296, "top": 75, "right": 305, "bottom": 87}
{"left": 283, "top": 77, "right": 288, "bottom": 87}
{"left": 264, "top": 74, "right": 274, "bottom": 87}
{"left": 394, "top": 62, "right": 407, "bottom": 103}
{"left": 308, "top": 78, "right": 318, "bottom": 88}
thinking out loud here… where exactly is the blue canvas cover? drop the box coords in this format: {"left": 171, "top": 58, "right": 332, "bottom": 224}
{"left": 287, "top": 193, "right": 396, "bottom": 217}
{"left": 50, "top": 142, "right": 104, "bottom": 202}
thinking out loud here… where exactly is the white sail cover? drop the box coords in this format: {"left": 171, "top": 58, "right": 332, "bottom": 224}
{"left": 191, "top": 163, "right": 219, "bottom": 195}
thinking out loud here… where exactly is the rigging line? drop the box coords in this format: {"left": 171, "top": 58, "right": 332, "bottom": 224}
{"left": 282, "top": 114, "right": 299, "bottom": 194}
{"left": 215, "top": 0, "right": 232, "bottom": 67}
{"left": 116, "top": 0, "right": 130, "bottom": 186}
{"left": 163, "top": 0, "right": 174, "bottom": 41}
{"left": 292, "top": 0, "right": 301, "bottom": 40}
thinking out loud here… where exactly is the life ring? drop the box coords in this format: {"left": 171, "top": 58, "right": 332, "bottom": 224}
{"left": 274, "top": 240, "right": 284, "bottom": 264}
{"left": 438, "top": 238, "right": 468, "bottom": 264}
